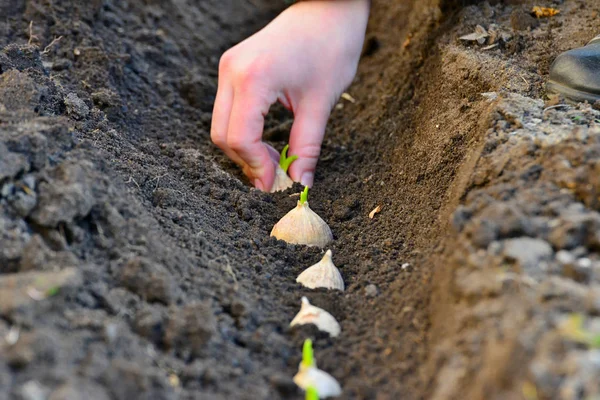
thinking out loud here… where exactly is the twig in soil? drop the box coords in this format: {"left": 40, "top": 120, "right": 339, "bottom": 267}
{"left": 151, "top": 173, "right": 168, "bottom": 191}
{"left": 341, "top": 92, "right": 356, "bottom": 103}
{"left": 519, "top": 74, "right": 530, "bottom": 89}
{"left": 482, "top": 43, "right": 499, "bottom": 51}
{"left": 126, "top": 176, "right": 141, "bottom": 189}
{"left": 543, "top": 104, "right": 570, "bottom": 113}
{"left": 27, "top": 21, "right": 39, "bottom": 46}
{"left": 42, "top": 35, "right": 63, "bottom": 54}
{"left": 369, "top": 205, "right": 382, "bottom": 219}
{"left": 403, "top": 33, "right": 413, "bottom": 49}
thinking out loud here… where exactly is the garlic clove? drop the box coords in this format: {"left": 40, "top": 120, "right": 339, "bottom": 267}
{"left": 270, "top": 200, "right": 333, "bottom": 248}
{"left": 270, "top": 165, "right": 295, "bottom": 192}
{"left": 297, "top": 250, "right": 344, "bottom": 291}
{"left": 294, "top": 365, "right": 342, "bottom": 398}
{"left": 290, "top": 297, "right": 341, "bottom": 337}
{"left": 270, "top": 144, "right": 297, "bottom": 192}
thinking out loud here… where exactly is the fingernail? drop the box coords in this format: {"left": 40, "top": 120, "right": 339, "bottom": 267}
{"left": 300, "top": 172, "right": 314, "bottom": 187}
{"left": 254, "top": 179, "right": 265, "bottom": 191}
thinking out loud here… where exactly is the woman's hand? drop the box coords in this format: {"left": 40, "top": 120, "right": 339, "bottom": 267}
{"left": 211, "top": 0, "right": 369, "bottom": 190}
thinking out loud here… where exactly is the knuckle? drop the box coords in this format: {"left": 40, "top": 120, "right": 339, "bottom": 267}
{"left": 211, "top": 134, "right": 225, "bottom": 148}
{"left": 210, "top": 128, "right": 226, "bottom": 148}
{"left": 218, "top": 50, "right": 235, "bottom": 75}
{"left": 296, "top": 143, "right": 321, "bottom": 160}
{"left": 234, "top": 58, "right": 269, "bottom": 90}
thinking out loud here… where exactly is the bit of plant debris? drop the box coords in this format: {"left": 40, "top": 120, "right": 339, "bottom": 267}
{"left": 532, "top": 6, "right": 560, "bottom": 18}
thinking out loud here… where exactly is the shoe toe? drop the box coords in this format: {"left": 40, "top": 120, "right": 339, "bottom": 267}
{"left": 549, "top": 44, "right": 600, "bottom": 95}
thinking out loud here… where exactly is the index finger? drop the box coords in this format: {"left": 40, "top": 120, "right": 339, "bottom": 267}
{"left": 226, "top": 90, "right": 276, "bottom": 191}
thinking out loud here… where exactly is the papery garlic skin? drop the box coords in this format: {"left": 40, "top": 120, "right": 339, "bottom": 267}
{"left": 294, "top": 364, "right": 342, "bottom": 398}
{"left": 270, "top": 165, "right": 294, "bottom": 192}
{"left": 297, "top": 250, "right": 344, "bottom": 291}
{"left": 290, "top": 297, "right": 341, "bottom": 337}
{"left": 270, "top": 201, "right": 333, "bottom": 248}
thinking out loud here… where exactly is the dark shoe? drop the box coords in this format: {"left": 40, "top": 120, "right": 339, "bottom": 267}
{"left": 547, "top": 35, "right": 600, "bottom": 103}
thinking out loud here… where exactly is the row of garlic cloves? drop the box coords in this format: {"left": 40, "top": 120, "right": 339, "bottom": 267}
{"left": 268, "top": 148, "right": 342, "bottom": 398}
{"left": 291, "top": 252, "right": 344, "bottom": 398}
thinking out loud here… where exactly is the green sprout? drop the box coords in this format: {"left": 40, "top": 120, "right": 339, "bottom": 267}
{"left": 560, "top": 313, "right": 600, "bottom": 348}
{"left": 46, "top": 287, "right": 60, "bottom": 297}
{"left": 306, "top": 386, "right": 319, "bottom": 400}
{"left": 300, "top": 186, "right": 309, "bottom": 205}
{"left": 279, "top": 144, "right": 298, "bottom": 173}
{"left": 302, "top": 338, "right": 315, "bottom": 369}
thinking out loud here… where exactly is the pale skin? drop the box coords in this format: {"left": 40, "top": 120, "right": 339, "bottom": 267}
{"left": 211, "top": 0, "right": 370, "bottom": 191}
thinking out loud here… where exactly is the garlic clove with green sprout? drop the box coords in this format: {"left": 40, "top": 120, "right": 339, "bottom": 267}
{"left": 271, "top": 165, "right": 295, "bottom": 192}
{"left": 294, "top": 339, "right": 342, "bottom": 398}
{"left": 294, "top": 367, "right": 342, "bottom": 399}
{"left": 270, "top": 144, "right": 297, "bottom": 193}
{"left": 296, "top": 250, "right": 344, "bottom": 291}
{"left": 290, "top": 296, "right": 341, "bottom": 337}
{"left": 270, "top": 186, "right": 333, "bottom": 247}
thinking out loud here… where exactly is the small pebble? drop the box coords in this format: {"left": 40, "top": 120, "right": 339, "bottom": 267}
{"left": 103, "top": 323, "right": 119, "bottom": 344}
{"left": 1, "top": 183, "right": 14, "bottom": 197}
{"left": 556, "top": 250, "right": 575, "bottom": 265}
{"left": 576, "top": 258, "right": 592, "bottom": 269}
{"left": 18, "top": 380, "right": 49, "bottom": 400}
{"left": 365, "top": 284, "right": 379, "bottom": 297}
{"left": 22, "top": 175, "right": 36, "bottom": 190}
{"left": 487, "top": 241, "right": 503, "bottom": 255}
{"left": 64, "top": 92, "right": 90, "bottom": 119}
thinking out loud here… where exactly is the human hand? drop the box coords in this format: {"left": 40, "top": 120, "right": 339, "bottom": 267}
{"left": 211, "top": 0, "right": 369, "bottom": 191}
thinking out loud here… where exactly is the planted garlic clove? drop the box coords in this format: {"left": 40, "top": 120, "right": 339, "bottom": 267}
{"left": 294, "top": 366, "right": 342, "bottom": 398}
{"left": 270, "top": 144, "right": 297, "bottom": 193}
{"left": 290, "top": 297, "right": 341, "bottom": 337}
{"left": 297, "top": 250, "right": 344, "bottom": 291}
{"left": 271, "top": 187, "right": 333, "bottom": 248}
{"left": 294, "top": 339, "right": 342, "bottom": 398}
{"left": 271, "top": 165, "right": 295, "bottom": 192}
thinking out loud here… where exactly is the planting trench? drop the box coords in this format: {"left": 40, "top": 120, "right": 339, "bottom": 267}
{"left": 1, "top": 0, "right": 600, "bottom": 399}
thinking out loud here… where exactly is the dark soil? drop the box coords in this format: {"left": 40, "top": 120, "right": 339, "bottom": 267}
{"left": 1, "top": 0, "right": 599, "bottom": 399}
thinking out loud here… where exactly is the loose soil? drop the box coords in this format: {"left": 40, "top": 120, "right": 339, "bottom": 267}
{"left": 1, "top": 0, "right": 599, "bottom": 399}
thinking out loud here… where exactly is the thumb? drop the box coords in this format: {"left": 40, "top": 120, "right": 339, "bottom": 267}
{"left": 287, "top": 98, "right": 331, "bottom": 187}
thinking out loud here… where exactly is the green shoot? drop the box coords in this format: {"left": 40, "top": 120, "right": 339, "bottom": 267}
{"left": 306, "top": 386, "right": 319, "bottom": 400}
{"left": 279, "top": 145, "right": 298, "bottom": 173}
{"left": 302, "top": 338, "right": 315, "bottom": 369}
{"left": 46, "top": 287, "right": 60, "bottom": 297}
{"left": 300, "top": 186, "right": 309, "bottom": 205}
{"left": 591, "top": 335, "right": 600, "bottom": 349}
{"left": 560, "top": 313, "right": 600, "bottom": 348}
